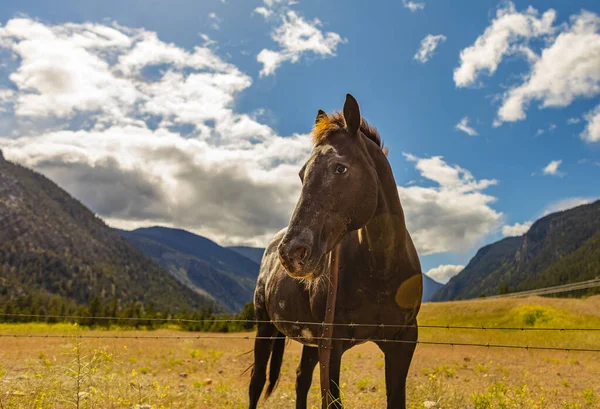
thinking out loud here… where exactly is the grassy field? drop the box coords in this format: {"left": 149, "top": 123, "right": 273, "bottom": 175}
{"left": 1, "top": 296, "right": 600, "bottom": 408}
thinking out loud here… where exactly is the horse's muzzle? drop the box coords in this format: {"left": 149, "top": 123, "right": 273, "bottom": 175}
{"left": 278, "top": 238, "right": 314, "bottom": 278}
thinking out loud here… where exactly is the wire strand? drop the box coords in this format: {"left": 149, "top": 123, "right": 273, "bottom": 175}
{"left": 1, "top": 333, "right": 599, "bottom": 353}
{"left": 2, "top": 313, "right": 600, "bottom": 332}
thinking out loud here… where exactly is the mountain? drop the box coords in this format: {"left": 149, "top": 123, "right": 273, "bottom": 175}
{"left": 0, "top": 152, "right": 215, "bottom": 313}
{"left": 119, "top": 227, "right": 260, "bottom": 312}
{"left": 228, "top": 246, "right": 265, "bottom": 265}
{"left": 431, "top": 237, "right": 522, "bottom": 301}
{"left": 422, "top": 274, "right": 444, "bottom": 302}
{"left": 432, "top": 200, "right": 600, "bottom": 301}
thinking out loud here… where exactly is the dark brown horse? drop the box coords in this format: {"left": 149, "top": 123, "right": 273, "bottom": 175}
{"left": 248, "top": 94, "right": 423, "bottom": 409}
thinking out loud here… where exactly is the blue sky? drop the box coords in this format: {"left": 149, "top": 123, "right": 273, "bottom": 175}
{"left": 0, "top": 0, "right": 598, "bottom": 284}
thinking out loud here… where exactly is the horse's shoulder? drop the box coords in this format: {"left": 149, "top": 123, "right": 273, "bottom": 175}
{"left": 260, "top": 228, "right": 287, "bottom": 261}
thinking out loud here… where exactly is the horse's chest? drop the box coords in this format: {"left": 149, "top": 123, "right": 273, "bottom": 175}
{"left": 265, "top": 268, "right": 415, "bottom": 345}
{"left": 335, "top": 298, "right": 411, "bottom": 338}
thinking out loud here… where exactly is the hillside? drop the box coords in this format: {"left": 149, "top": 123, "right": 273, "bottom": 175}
{"left": 432, "top": 200, "right": 600, "bottom": 301}
{"left": 0, "top": 153, "right": 215, "bottom": 313}
{"left": 431, "top": 237, "right": 522, "bottom": 301}
{"left": 119, "top": 227, "right": 260, "bottom": 312}
{"left": 422, "top": 274, "right": 444, "bottom": 302}
{"left": 228, "top": 246, "right": 265, "bottom": 265}
{"left": 518, "top": 231, "right": 600, "bottom": 291}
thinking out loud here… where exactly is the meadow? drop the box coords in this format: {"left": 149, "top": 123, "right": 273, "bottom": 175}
{"left": 1, "top": 296, "right": 599, "bottom": 409}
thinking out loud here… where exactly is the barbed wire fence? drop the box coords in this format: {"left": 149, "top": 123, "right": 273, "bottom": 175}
{"left": 2, "top": 313, "right": 600, "bottom": 332}
{"left": 483, "top": 277, "right": 600, "bottom": 299}
{"left": 1, "top": 313, "right": 600, "bottom": 353}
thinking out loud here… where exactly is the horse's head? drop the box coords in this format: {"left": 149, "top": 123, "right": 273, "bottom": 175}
{"left": 279, "top": 94, "right": 380, "bottom": 279}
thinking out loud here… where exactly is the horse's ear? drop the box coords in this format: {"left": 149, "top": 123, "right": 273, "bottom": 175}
{"left": 315, "top": 109, "right": 326, "bottom": 124}
{"left": 343, "top": 94, "right": 361, "bottom": 136}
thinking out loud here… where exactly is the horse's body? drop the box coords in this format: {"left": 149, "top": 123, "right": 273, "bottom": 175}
{"left": 249, "top": 95, "right": 423, "bottom": 409}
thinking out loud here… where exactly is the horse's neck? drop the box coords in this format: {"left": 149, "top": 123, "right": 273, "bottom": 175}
{"left": 359, "top": 194, "right": 405, "bottom": 276}
{"left": 359, "top": 149, "right": 417, "bottom": 281}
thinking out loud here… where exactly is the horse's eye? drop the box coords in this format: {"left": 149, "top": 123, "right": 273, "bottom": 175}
{"left": 335, "top": 164, "right": 348, "bottom": 175}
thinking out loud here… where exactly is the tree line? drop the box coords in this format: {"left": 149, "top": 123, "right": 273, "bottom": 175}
{"left": 0, "top": 293, "right": 256, "bottom": 332}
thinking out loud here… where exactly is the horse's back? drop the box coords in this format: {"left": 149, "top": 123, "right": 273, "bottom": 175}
{"left": 260, "top": 227, "right": 287, "bottom": 269}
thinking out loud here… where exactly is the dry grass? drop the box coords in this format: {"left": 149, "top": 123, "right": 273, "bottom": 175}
{"left": 1, "top": 296, "right": 600, "bottom": 408}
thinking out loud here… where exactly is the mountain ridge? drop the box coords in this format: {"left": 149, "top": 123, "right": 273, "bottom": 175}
{"left": 432, "top": 200, "right": 600, "bottom": 301}
{"left": 228, "top": 246, "right": 265, "bottom": 266}
{"left": 422, "top": 274, "right": 444, "bottom": 302}
{"left": 119, "top": 227, "right": 260, "bottom": 312}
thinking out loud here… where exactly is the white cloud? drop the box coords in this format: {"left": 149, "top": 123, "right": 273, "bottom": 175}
{"left": 414, "top": 34, "right": 446, "bottom": 63}
{"left": 208, "top": 12, "right": 221, "bottom": 30}
{"left": 253, "top": 7, "right": 273, "bottom": 19}
{"left": 535, "top": 123, "right": 557, "bottom": 136}
{"left": 0, "top": 19, "right": 139, "bottom": 123}
{"left": 0, "top": 18, "right": 247, "bottom": 132}
{"left": 582, "top": 104, "right": 600, "bottom": 142}
{"left": 454, "top": 2, "right": 556, "bottom": 87}
{"left": 0, "top": 88, "right": 14, "bottom": 101}
{"left": 402, "top": 152, "right": 418, "bottom": 162}
{"left": 502, "top": 221, "right": 532, "bottom": 237}
{"left": 2, "top": 126, "right": 310, "bottom": 246}
{"left": 0, "top": 88, "right": 14, "bottom": 112}
{"left": 455, "top": 116, "right": 478, "bottom": 136}
{"left": 543, "top": 197, "right": 596, "bottom": 215}
{"left": 254, "top": 1, "right": 346, "bottom": 76}
{"left": 117, "top": 30, "right": 232, "bottom": 76}
{"left": 542, "top": 159, "right": 563, "bottom": 176}
{"left": 257, "top": 49, "right": 286, "bottom": 77}
{"left": 567, "top": 117, "right": 581, "bottom": 125}
{"left": 402, "top": 0, "right": 425, "bottom": 12}
{"left": 425, "top": 265, "right": 464, "bottom": 284}
{"left": 497, "top": 11, "right": 600, "bottom": 126}
{"left": 0, "top": 17, "right": 313, "bottom": 247}
{"left": 399, "top": 153, "right": 502, "bottom": 255}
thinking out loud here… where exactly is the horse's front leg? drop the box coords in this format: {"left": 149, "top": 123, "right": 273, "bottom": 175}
{"left": 319, "top": 342, "right": 344, "bottom": 409}
{"left": 377, "top": 326, "right": 418, "bottom": 409}
{"left": 296, "top": 345, "right": 318, "bottom": 409}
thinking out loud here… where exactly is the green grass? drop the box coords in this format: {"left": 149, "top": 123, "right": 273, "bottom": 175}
{"left": 418, "top": 296, "right": 600, "bottom": 350}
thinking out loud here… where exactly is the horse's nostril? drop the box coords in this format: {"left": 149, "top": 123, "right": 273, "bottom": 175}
{"left": 298, "top": 247, "right": 307, "bottom": 261}
{"left": 292, "top": 244, "right": 310, "bottom": 264}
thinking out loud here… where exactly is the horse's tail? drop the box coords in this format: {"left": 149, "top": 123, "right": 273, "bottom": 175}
{"left": 265, "top": 332, "right": 286, "bottom": 398}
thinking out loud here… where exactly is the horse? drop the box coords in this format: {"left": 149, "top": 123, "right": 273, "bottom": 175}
{"left": 248, "top": 94, "right": 423, "bottom": 409}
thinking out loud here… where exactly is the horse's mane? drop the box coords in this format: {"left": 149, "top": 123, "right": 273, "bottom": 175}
{"left": 312, "top": 111, "right": 388, "bottom": 155}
